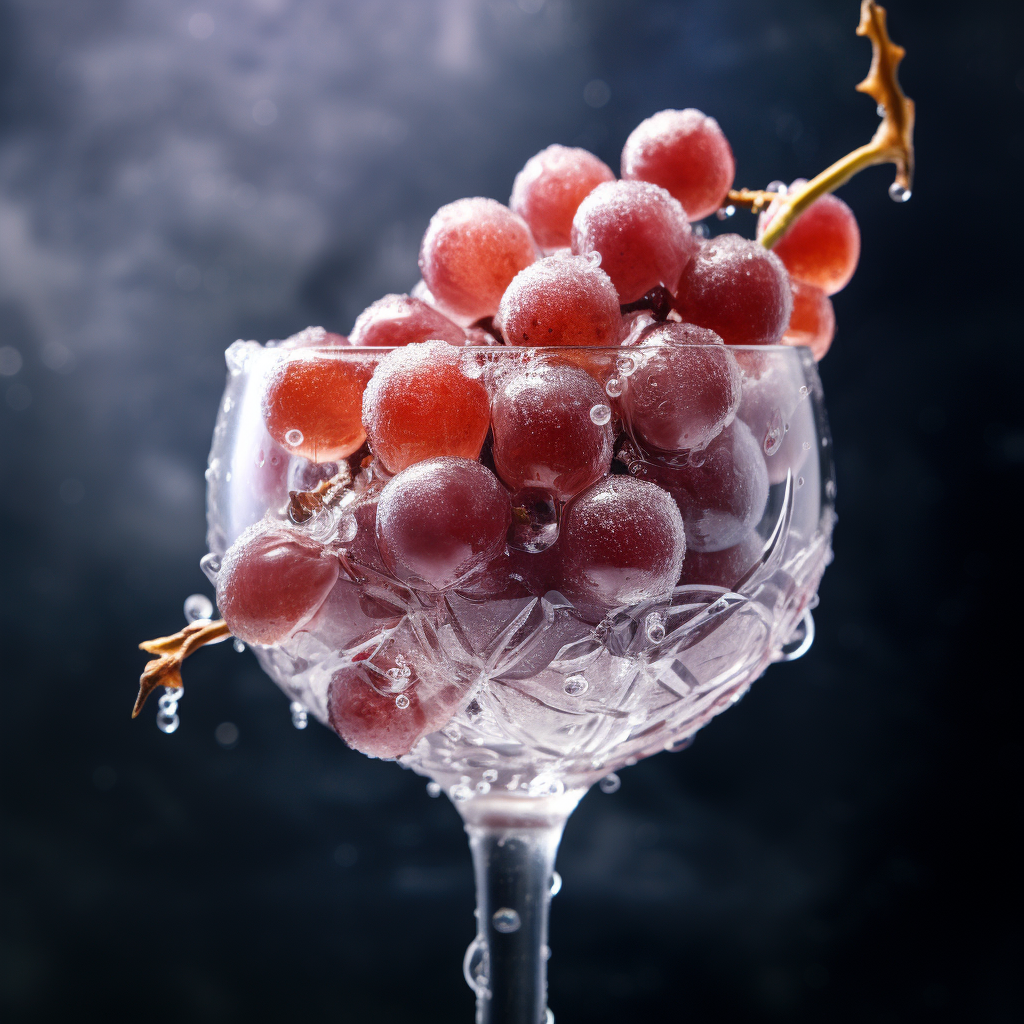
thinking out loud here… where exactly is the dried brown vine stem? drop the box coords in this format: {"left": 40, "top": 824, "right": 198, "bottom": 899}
{"left": 134, "top": 619, "right": 231, "bottom": 717}
{"left": 729, "top": 0, "right": 915, "bottom": 249}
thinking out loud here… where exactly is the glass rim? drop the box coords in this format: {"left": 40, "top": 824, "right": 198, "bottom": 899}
{"left": 265, "top": 342, "right": 810, "bottom": 354}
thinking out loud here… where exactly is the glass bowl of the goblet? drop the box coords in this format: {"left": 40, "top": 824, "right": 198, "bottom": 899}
{"left": 205, "top": 340, "right": 834, "bottom": 800}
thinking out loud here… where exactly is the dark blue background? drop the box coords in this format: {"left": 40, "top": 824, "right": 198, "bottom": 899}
{"left": 1, "top": 1, "right": 1020, "bottom": 1020}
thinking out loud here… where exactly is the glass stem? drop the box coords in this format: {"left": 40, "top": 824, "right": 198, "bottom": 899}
{"left": 465, "top": 815, "right": 566, "bottom": 1024}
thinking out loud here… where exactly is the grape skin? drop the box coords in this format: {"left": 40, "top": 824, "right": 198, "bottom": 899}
{"left": 674, "top": 234, "right": 793, "bottom": 346}
{"left": 510, "top": 144, "right": 615, "bottom": 252}
{"left": 361, "top": 342, "right": 491, "bottom": 474}
{"left": 782, "top": 278, "right": 835, "bottom": 361}
{"left": 571, "top": 180, "right": 698, "bottom": 304}
{"left": 348, "top": 293, "right": 467, "bottom": 348}
{"left": 262, "top": 351, "right": 371, "bottom": 464}
{"left": 621, "top": 108, "right": 735, "bottom": 222}
{"left": 490, "top": 363, "right": 614, "bottom": 502}
{"left": 419, "top": 197, "right": 536, "bottom": 322}
{"left": 216, "top": 519, "right": 340, "bottom": 645}
{"left": 495, "top": 254, "right": 621, "bottom": 348}
{"left": 559, "top": 476, "right": 686, "bottom": 620}
{"left": 620, "top": 322, "right": 741, "bottom": 455}
{"left": 758, "top": 188, "right": 860, "bottom": 295}
{"left": 375, "top": 457, "right": 512, "bottom": 592}
{"left": 626, "top": 420, "right": 769, "bottom": 553}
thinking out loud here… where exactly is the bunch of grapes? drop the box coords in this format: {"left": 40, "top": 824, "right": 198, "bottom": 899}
{"left": 214, "top": 104, "right": 857, "bottom": 758}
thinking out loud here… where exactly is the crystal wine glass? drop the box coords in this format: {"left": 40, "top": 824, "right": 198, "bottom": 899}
{"left": 199, "top": 338, "right": 834, "bottom": 1024}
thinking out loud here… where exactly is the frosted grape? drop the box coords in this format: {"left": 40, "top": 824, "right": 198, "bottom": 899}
{"left": 782, "top": 278, "right": 836, "bottom": 361}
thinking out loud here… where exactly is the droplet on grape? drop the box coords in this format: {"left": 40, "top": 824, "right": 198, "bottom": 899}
{"left": 395, "top": 693, "right": 411, "bottom": 710}
{"left": 605, "top": 378, "right": 622, "bottom": 398}
{"left": 284, "top": 428, "right": 304, "bottom": 447}
{"left": 508, "top": 487, "right": 560, "bottom": 553}
{"left": 589, "top": 404, "right": 611, "bottom": 426}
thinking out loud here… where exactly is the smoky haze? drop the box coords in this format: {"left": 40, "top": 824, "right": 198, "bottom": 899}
{"left": 0, "top": 1, "right": 1019, "bottom": 1021}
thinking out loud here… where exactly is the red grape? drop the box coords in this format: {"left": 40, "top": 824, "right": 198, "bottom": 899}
{"left": 375, "top": 457, "right": 512, "bottom": 592}
{"left": 216, "top": 519, "right": 339, "bottom": 645}
{"left": 490, "top": 362, "right": 614, "bottom": 501}
{"left": 327, "top": 631, "right": 468, "bottom": 759}
{"left": 625, "top": 419, "right": 769, "bottom": 552}
{"left": 758, "top": 186, "right": 860, "bottom": 295}
{"left": 621, "top": 108, "right": 735, "bottom": 221}
{"left": 620, "top": 322, "right": 741, "bottom": 454}
{"left": 570, "top": 180, "right": 698, "bottom": 303}
{"left": 280, "top": 325, "right": 348, "bottom": 348}
{"left": 509, "top": 144, "right": 615, "bottom": 251}
{"left": 674, "top": 234, "right": 792, "bottom": 346}
{"left": 679, "top": 531, "right": 765, "bottom": 589}
{"left": 559, "top": 476, "right": 686, "bottom": 619}
{"left": 348, "top": 293, "right": 467, "bottom": 348}
{"left": 262, "top": 351, "right": 371, "bottom": 463}
{"left": 361, "top": 342, "right": 490, "bottom": 474}
{"left": 419, "top": 197, "right": 536, "bottom": 322}
{"left": 495, "top": 254, "right": 621, "bottom": 348}
{"left": 782, "top": 278, "right": 835, "bottom": 361}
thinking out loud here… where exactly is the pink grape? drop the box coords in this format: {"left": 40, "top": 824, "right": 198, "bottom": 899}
{"left": 375, "top": 457, "right": 512, "bottom": 592}
{"left": 262, "top": 350, "right": 371, "bottom": 463}
{"left": 621, "top": 108, "right": 735, "bottom": 221}
{"left": 782, "top": 278, "right": 835, "bottom": 361}
{"left": 758, "top": 185, "right": 860, "bottom": 295}
{"left": 626, "top": 419, "right": 769, "bottom": 553}
{"left": 620, "top": 321, "right": 741, "bottom": 454}
{"left": 570, "top": 180, "right": 699, "bottom": 303}
{"left": 495, "top": 254, "right": 621, "bottom": 348}
{"left": 509, "top": 144, "right": 615, "bottom": 251}
{"left": 361, "top": 342, "right": 491, "bottom": 474}
{"left": 559, "top": 476, "right": 686, "bottom": 619}
{"left": 348, "top": 293, "right": 467, "bottom": 348}
{"left": 490, "top": 362, "right": 614, "bottom": 501}
{"left": 674, "top": 234, "right": 793, "bottom": 346}
{"left": 327, "top": 633, "right": 468, "bottom": 759}
{"left": 216, "top": 519, "right": 339, "bottom": 645}
{"left": 419, "top": 197, "right": 536, "bottom": 322}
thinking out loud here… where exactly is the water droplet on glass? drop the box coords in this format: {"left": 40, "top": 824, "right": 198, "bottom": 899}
{"left": 426, "top": 781, "right": 442, "bottom": 798}
{"left": 624, "top": 756, "right": 637, "bottom": 767}
{"left": 802, "top": 440, "right": 812, "bottom": 451}
{"left": 284, "top": 428, "right": 304, "bottom": 447}
{"left": 476, "top": 780, "right": 491, "bottom": 794}
{"left": 200, "top": 552, "right": 221, "bottom": 583}
{"left": 546, "top": 1008, "right": 555, "bottom": 1024}
{"left": 796, "top": 475, "right": 805, "bottom": 489}
{"left": 616, "top": 353, "right": 638, "bottom": 377}
{"left": 508, "top": 487, "right": 559, "bottom": 553}
{"left": 589, "top": 404, "right": 611, "bottom": 426}
{"left": 692, "top": 221, "right": 709, "bottom": 239}
{"left": 450, "top": 783, "right": 473, "bottom": 802}
{"left": 482, "top": 769, "right": 498, "bottom": 783}
{"left": 492, "top": 908, "right": 521, "bottom": 934}
{"left": 563, "top": 674, "right": 588, "bottom": 696}
{"left": 645, "top": 612, "right": 666, "bottom": 643}
{"left": 183, "top": 593, "right": 213, "bottom": 623}
{"left": 888, "top": 182, "right": 912, "bottom": 203}
{"left": 825, "top": 479, "right": 837, "bottom": 499}
{"left": 763, "top": 408, "right": 785, "bottom": 456}
{"left": 599, "top": 773, "right": 621, "bottom": 794}
{"left": 254, "top": 448, "right": 266, "bottom": 469}
{"left": 604, "top": 377, "right": 622, "bottom": 398}
{"left": 528, "top": 774, "right": 564, "bottom": 797}
{"left": 225, "top": 339, "right": 250, "bottom": 375}
{"left": 289, "top": 701, "right": 308, "bottom": 729}
{"left": 395, "top": 693, "right": 410, "bottom": 710}
{"left": 550, "top": 871, "right": 562, "bottom": 897}
{"left": 233, "top": 638, "right": 246, "bottom": 653}
{"left": 463, "top": 934, "right": 489, "bottom": 995}
{"left": 336, "top": 512, "right": 358, "bottom": 543}
{"left": 443, "top": 723, "right": 462, "bottom": 743}
{"left": 586, "top": 249, "right": 602, "bottom": 268}
{"left": 799, "top": 385, "right": 809, "bottom": 396}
